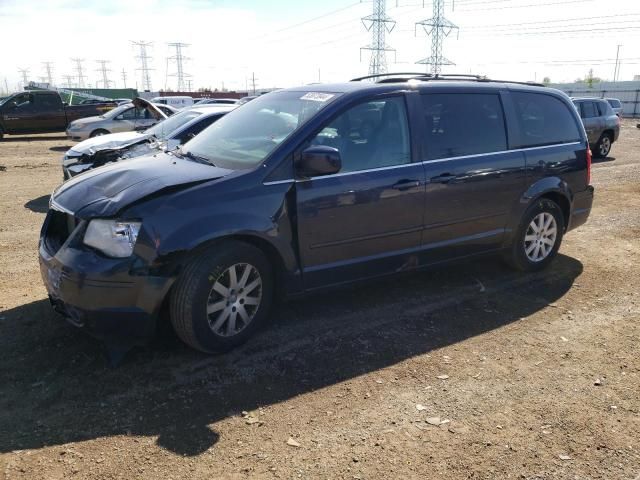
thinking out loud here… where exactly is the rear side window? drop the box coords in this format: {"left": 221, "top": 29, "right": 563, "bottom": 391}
{"left": 511, "top": 92, "right": 581, "bottom": 148}
{"left": 607, "top": 99, "right": 621, "bottom": 108}
{"left": 596, "top": 101, "right": 610, "bottom": 116}
{"left": 421, "top": 93, "right": 507, "bottom": 160}
{"left": 580, "top": 101, "right": 598, "bottom": 119}
{"left": 35, "top": 94, "right": 60, "bottom": 109}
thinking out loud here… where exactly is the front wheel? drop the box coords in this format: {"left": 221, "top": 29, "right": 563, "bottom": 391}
{"left": 169, "top": 241, "right": 274, "bottom": 353}
{"left": 89, "top": 129, "right": 109, "bottom": 138}
{"left": 504, "top": 198, "right": 565, "bottom": 272}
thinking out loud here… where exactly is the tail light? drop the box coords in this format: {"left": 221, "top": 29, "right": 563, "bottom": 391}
{"left": 586, "top": 147, "right": 592, "bottom": 185}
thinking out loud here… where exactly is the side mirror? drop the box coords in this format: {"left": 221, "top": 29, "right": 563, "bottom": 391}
{"left": 297, "top": 146, "right": 342, "bottom": 178}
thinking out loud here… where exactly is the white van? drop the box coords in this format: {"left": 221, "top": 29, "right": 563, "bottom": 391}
{"left": 150, "top": 96, "right": 194, "bottom": 109}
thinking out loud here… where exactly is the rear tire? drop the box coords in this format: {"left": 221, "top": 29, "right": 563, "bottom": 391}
{"left": 89, "top": 129, "right": 109, "bottom": 138}
{"left": 169, "top": 241, "right": 274, "bottom": 353}
{"left": 594, "top": 132, "right": 612, "bottom": 158}
{"left": 504, "top": 198, "right": 564, "bottom": 272}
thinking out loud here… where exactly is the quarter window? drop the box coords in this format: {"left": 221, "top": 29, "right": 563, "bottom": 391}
{"left": 421, "top": 93, "right": 507, "bottom": 160}
{"left": 512, "top": 92, "right": 582, "bottom": 148}
{"left": 309, "top": 97, "right": 411, "bottom": 173}
{"left": 580, "top": 101, "right": 597, "bottom": 119}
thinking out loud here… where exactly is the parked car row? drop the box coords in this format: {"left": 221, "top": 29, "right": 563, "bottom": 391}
{"left": 39, "top": 74, "right": 594, "bottom": 358}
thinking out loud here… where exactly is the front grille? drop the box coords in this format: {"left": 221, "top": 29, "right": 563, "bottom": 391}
{"left": 44, "top": 209, "right": 78, "bottom": 254}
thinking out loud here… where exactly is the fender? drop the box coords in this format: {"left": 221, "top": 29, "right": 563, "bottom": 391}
{"left": 502, "top": 176, "right": 573, "bottom": 247}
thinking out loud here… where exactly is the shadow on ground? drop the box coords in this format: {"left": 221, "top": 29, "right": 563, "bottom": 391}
{"left": 0, "top": 254, "right": 583, "bottom": 456}
{"left": 49, "top": 146, "right": 72, "bottom": 152}
{"left": 1, "top": 136, "right": 68, "bottom": 143}
{"left": 592, "top": 155, "right": 616, "bottom": 164}
{"left": 24, "top": 195, "right": 50, "bottom": 214}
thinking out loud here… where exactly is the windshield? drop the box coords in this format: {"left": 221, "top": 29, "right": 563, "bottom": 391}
{"left": 101, "top": 103, "right": 132, "bottom": 118}
{"left": 0, "top": 96, "right": 9, "bottom": 106}
{"left": 146, "top": 109, "right": 202, "bottom": 140}
{"left": 182, "top": 90, "right": 341, "bottom": 169}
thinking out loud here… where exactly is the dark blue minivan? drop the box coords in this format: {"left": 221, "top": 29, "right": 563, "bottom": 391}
{"left": 39, "top": 74, "right": 594, "bottom": 353}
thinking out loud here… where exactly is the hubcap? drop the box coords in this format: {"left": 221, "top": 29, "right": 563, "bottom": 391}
{"left": 600, "top": 136, "right": 610, "bottom": 156}
{"left": 524, "top": 212, "right": 557, "bottom": 262}
{"left": 206, "top": 263, "right": 262, "bottom": 337}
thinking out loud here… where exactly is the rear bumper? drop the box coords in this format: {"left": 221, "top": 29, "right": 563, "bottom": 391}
{"left": 39, "top": 240, "right": 173, "bottom": 347}
{"left": 568, "top": 185, "right": 594, "bottom": 232}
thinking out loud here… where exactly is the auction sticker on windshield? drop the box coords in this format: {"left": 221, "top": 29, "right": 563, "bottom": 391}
{"left": 300, "top": 92, "right": 335, "bottom": 102}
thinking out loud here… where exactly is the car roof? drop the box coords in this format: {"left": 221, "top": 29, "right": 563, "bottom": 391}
{"left": 572, "top": 97, "right": 606, "bottom": 102}
{"left": 284, "top": 80, "right": 553, "bottom": 96}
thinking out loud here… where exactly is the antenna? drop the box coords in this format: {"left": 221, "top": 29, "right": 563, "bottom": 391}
{"left": 42, "top": 62, "right": 55, "bottom": 86}
{"left": 71, "top": 58, "right": 87, "bottom": 88}
{"left": 95, "top": 60, "right": 112, "bottom": 88}
{"left": 167, "top": 42, "right": 192, "bottom": 91}
{"left": 131, "top": 41, "right": 154, "bottom": 91}
{"left": 361, "top": 0, "right": 396, "bottom": 75}
{"left": 415, "top": 0, "right": 459, "bottom": 74}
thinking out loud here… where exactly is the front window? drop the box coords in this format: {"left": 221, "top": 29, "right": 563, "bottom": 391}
{"left": 102, "top": 104, "right": 132, "bottom": 119}
{"left": 146, "top": 109, "right": 202, "bottom": 140}
{"left": 183, "top": 90, "right": 341, "bottom": 170}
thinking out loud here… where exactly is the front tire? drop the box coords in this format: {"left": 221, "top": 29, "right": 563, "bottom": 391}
{"left": 594, "top": 132, "right": 612, "bottom": 158}
{"left": 89, "top": 129, "right": 109, "bottom": 138}
{"left": 169, "top": 241, "right": 274, "bottom": 353}
{"left": 505, "top": 198, "right": 564, "bottom": 272}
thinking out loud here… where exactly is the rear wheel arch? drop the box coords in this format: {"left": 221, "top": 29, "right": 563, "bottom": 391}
{"left": 602, "top": 129, "right": 615, "bottom": 142}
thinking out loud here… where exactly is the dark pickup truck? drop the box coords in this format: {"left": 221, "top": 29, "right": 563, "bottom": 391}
{"left": 0, "top": 90, "right": 116, "bottom": 139}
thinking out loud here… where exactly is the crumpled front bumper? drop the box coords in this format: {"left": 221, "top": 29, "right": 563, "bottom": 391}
{"left": 39, "top": 209, "right": 174, "bottom": 347}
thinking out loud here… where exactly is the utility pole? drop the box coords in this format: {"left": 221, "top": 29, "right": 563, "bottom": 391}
{"left": 167, "top": 42, "right": 191, "bottom": 91}
{"left": 613, "top": 44, "right": 622, "bottom": 82}
{"left": 95, "top": 60, "right": 112, "bottom": 88}
{"left": 415, "top": 0, "right": 459, "bottom": 75}
{"left": 71, "top": 58, "right": 87, "bottom": 88}
{"left": 186, "top": 79, "right": 193, "bottom": 91}
{"left": 361, "top": 0, "right": 395, "bottom": 75}
{"left": 132, "top": 41, "right": 154, "bottom": 91}
{"left": 121, "top": 68, "right": 127, "bottom": 88}
{"left": 17, "top": 68, "right": 29, "bottom": 88}
{"left": 4, "top": 78, "right": 9, "bottom": 95}
{"left": 250, "top": 72, "right": 258, "bottom": 95}
{"left": 42, "top": 62, "right": 55, "bottom": 86}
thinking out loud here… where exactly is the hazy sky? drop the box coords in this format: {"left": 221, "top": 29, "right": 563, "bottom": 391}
{"left": 1, "top": 0, "right": 639, "bottom": 93}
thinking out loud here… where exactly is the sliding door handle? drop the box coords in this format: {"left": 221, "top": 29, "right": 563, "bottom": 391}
{"left": 391, "top": 179, "right": 421, "bottom": 191}
{"left": 430, "top": 173, "right": 456, "bottom": 184}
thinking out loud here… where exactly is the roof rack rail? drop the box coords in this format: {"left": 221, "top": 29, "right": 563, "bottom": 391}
{"left": 350, "top": 72, "right": 545, "bottom": 88}
{"left": 350, "top": 72, "right": 434, "bottom": 82}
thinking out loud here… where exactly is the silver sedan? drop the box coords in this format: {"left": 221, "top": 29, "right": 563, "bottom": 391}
{"left": 66, "top": 99, "right": 176, "bottom": 141}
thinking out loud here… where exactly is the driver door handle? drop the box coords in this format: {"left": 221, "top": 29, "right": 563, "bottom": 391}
{"left": 430, "top": 173, "right": 456, "bottom": 184}
{"left": 391, "top": 179, "right": 421, "bottom": 191}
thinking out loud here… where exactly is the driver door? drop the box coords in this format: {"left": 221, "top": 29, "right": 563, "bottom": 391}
{"left": 112, "top": 107, "right": 139, "bottom": 133}
{"left": 295, "top": 95, "right": 426, "bottom": 290}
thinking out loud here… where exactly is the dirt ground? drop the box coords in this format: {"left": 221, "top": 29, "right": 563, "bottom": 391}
{"left": 0, "top": 123, "right": 638, "bottom": 480}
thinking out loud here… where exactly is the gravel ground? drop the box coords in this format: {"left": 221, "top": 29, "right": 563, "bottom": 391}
{"left": 0, "top": 123, "right": 639, "bottom": 480}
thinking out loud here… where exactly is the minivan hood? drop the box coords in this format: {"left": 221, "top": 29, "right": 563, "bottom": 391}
{"left": 52, "top": 152, "right": 233, "bottom": 218}
{"left": 68, "top": 131, "right": 150, "bottom": 156}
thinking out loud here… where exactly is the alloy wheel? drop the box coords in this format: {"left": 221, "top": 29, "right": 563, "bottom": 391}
{"left": 599, "top": 136, "right": 611, "bottom": 157}
{"left": 206, "top": 263, "right": 262, "bottom": 337}
{"left": 524, "top": 212, "right": 558, "bottom": 262}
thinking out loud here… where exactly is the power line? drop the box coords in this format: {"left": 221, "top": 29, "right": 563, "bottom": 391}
{"left": 361, "top": 0, "right": 396, "bottom": 75}
{"left": 416, "top": 0, "right": 458, "bottom": 74}
{"left": 167, "top": 42, "right": 191, "bottom": 91}
{"left": 132, "top": 41, "right": 154, "bottom": 91}
{"left": 95, "top": 60, "right": 112, "bottom": 88}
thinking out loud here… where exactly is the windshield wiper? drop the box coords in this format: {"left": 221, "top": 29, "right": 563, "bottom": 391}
{"left": 174, "top": 148, "right": 215, "bottom": 166}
